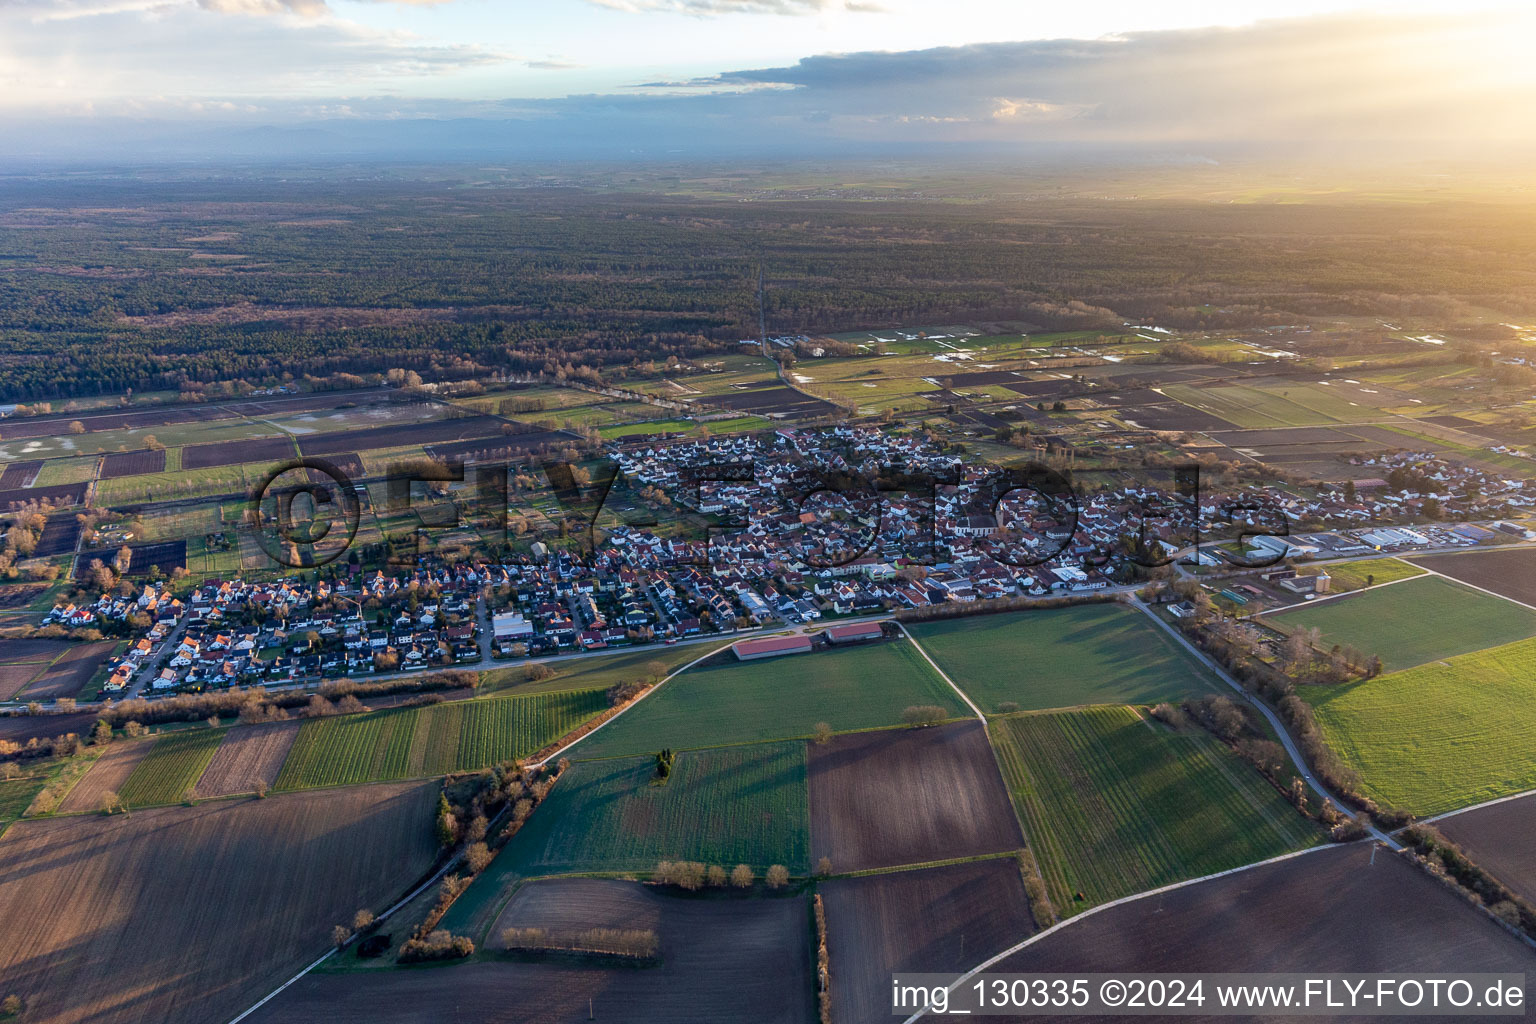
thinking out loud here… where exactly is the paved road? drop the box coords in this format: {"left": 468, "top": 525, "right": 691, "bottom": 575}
{"left": 1130, "top": 596, "right": 1402, "bottom": 850}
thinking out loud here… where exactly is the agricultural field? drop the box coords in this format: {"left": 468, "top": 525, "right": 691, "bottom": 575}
{"left": 118, "top": 727, "right": 228, "bottom": 806}
{"left": 571, "top": 640, "right": 968, "bottom": 760}
{"left": 446, "top": 744, "right": 823, "bottom": 940}
{"left": 996, "top": 844, "right": 1531, "bottom": 986}
{"left": 297, "top": 414, "right": 506, "bottom": 456}
{"left": 0, "top": 638, "right": 72, "bottom": 700}
{"left": 472, "top": 742, "right": 808, "bottom": 885}
{"left": 481, "top": 643, "right": 701, "bottom": 696}
{"left": 0, "top": 782, "right": 440, "bottom": 1024}
{"left": 58, "top": 739, "right": 156, "bottom": 813}
{"left": 275, "top": 688, "right": 608, "bottom": 790}
{"left": 990, "top": 706, "right": 1320, "bottom": 913}
{"left": 1298, "top": 635, "right": 1536, "bottom": 815}
{"left": 31, "top": 457, "right": 99, "bottom": 487}
{"left": 807, "top": 720, "right": 1021, "bottom": 872}
{"left": 0, "top": 460, "right": 40, "bottom": 488}
{"left": 33, "top": 513, "right": 82, "bottom": 557}
{"left": 1310, "top": 556, "right": 1425, "bottom": 592}
{"left": 100, "top": 447, "right": 166, "bottom": 478}
{"left": 181, "top": 434, "right": 296, "bottom": 470}
{"left": 1436, "top": 792, "right": 1536, "bottom": 907}
{"left": 14, "top": 639, "right": 116, "bottom": 701}
{"left": 74, "top": 540, "right": 187, "bottom": 579}
{"left": 253, "top": 879, "right": 815, "bottom": 1024}
{"left": 821, "top": 858, "right": 1037, "bottom": 1024}
{"left": 194, "top": 720, "right": 301, "bottom": 798}
{"left": 907, "top": 604, "right": 1222, "bottom": 713}
{"left": 1268, "top": 575, "right": 1536, "bottom": 672}
{"left": 0, "top": 776, "right": 45, "bottom": 829}
{"left": 1160, "top": 381, "right": 1379, "bottom": 429}
{"left": 599, "top": 418, "right": 695, "bottom": 438}
{"left": 94, "top": 463, "right": 251, "bottom": 504}
{"left": 1410, "top": 547, "right": 1536, "bottom": 607}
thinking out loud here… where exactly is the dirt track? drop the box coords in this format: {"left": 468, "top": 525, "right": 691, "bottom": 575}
{"left": 808, "top": 720, "right": 1022, "bottom": 872}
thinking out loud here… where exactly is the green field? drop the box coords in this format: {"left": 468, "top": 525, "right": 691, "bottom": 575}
{"left": 0, "top": 777, "right": 45, "bottom": 826}
{"left": 908, "top": 604, "right": 1222, "bottom": 713}
{"left": 31, "top": 457, "right": 99, "bottom": 487}
{"left": 479, "top": 644, "right": 704, "bottom": 696}
{"left": 1299, "top": 635, "right": 1536, "bottom": 815}
{"left": 118, "top": 728, "right": 227, "bottom": 806}
{"left": 598, "top": 419, "right": 695, "bottom": 438}
{"left": 440, "top": 741, "right": 809, "bottom": 940}
{"left": 94, "top": 463, "right": 253, "bottom": 504}
{"left": 571, "top": 640, "right": 968, "bottom": 759}
{"left": 1161, "top": 383, "right": 1374, "bottom": 429}
{"left": 1310, "top": 557, "right": 1426, "bottom": 592}
{"left": 507, "top": 742, "right": 806, "bottom": 876}
{"left": 990, "top": 706, "right": 1320, "bottom": 913}
{"left": 274, "top": 689, "right": 608, "bottom": 790}
{"left": 1268, "top": 575, "right": 1536, "bottom": 672}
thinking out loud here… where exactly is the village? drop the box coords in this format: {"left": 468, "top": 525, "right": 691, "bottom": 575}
{"left": 30, "top": 424, "right": 1536, "bottom": 701}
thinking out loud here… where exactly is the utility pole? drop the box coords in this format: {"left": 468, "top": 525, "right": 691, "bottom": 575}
{"left": 757, "top": 262, "right": 768, "bottom": 359}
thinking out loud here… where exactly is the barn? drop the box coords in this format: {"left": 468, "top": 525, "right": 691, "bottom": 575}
{"left": 824, "top": 622, "right": 883, "bottom": 645}
{"left": 732, "top": 635, "right": 812, "bottom": 661}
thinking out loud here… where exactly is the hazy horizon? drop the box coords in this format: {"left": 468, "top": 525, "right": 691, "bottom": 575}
{"left": 3, "top": 3, "right": 1535, "bottom": 168}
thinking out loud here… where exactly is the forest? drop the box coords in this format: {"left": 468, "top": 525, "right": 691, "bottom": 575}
{"left": 1, "top": 173, "right": 1534, "bottom": 401}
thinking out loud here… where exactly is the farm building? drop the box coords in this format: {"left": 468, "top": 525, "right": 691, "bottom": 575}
{"left": 824, "top": 622, "right": 883, "bottom": 644}
{"left": 1279, "top": 571, "right": 1329, "bottom": 595}
{"left": 732, "top": 635, "right": 812, "bottom": 661}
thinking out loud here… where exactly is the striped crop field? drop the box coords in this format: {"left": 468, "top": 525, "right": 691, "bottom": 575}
{"left": 990, "top": 706, "right": 1320, "bottom": 914}
{"left": 118, "top": 729, "right": 228, "bottom": 807}
{"left": 275, "top": 688, "right": 608, "bottom": 791}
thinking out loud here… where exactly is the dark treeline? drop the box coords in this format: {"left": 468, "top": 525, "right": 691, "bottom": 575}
{"left": 3, "top": 179, "right": 1536, "bottom": 400}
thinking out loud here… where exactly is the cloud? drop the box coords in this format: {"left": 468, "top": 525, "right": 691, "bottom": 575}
{"left": 2, "top": 9, "right": 1534, "bottom": 163}
{"left": 524, "top": 59, "right": 582, "bottom": 71}
{"left": 584, "top": 0, "right": 876, "bottom": 15}
{"left": 0, "top": 1, "right": 514, "bottom": 110}
{"left": 197, "top": 0, "right": 327, "bottom": 16}
{"left": 15, "top": 0, "right": 453, "bottom": 19}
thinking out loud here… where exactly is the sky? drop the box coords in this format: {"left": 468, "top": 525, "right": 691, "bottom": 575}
{"left": 1, "top": 0, "right": 1534, "bottom": 161}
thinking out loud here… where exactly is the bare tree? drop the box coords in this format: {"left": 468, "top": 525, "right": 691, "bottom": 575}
{"left": 730, "top": 864, "right": 755, "bottom": 888}
{"left": 766, "top": 864, "right": 790, "bottom": 889}
{"left": 812, "top": 721, "right": 833, "bottom": 745}
{"left": 352, "top": 909, "right": 376, "bottom": 932}
{"left": 331, "top": 924, "right": 351, "bottom": 949}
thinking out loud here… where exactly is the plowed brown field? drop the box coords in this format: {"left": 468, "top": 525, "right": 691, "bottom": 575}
{"left": 57, "top": 740, "right": 155, "bottom": 813}
{"left": 808, "top": 720, "right": 1022, "bottom": 872}
{"left": 250, "top": 878, "right": 814, "bottom": 1024}
{"left": 821, "top": 858, "right": 1037, "bottom": 1024}
{"left": 1437, "top": 793, "right": 1536, "bottom": 907}
{"left": 194, "top": 720, "right": 300, "bottom": 798}
{"left": 0, "top": 782, "right": 439, "bottom": 1024}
